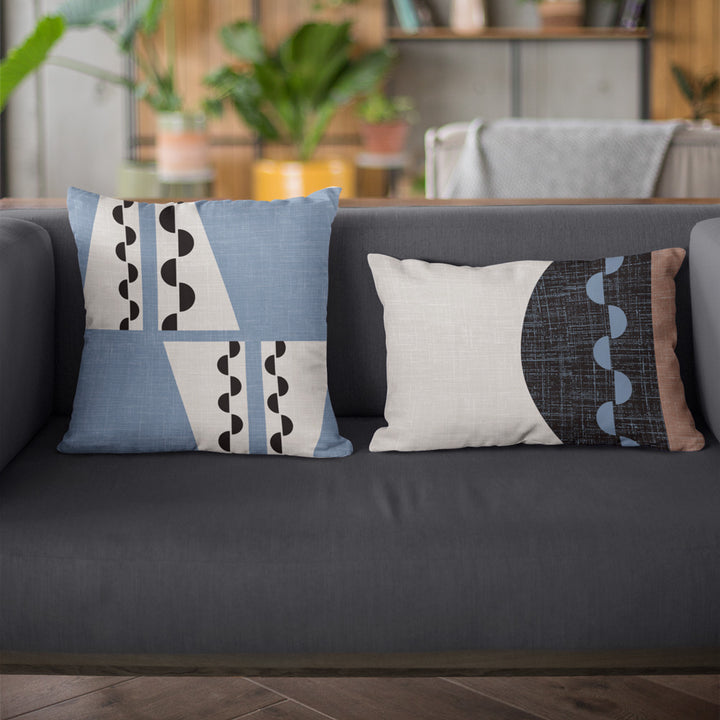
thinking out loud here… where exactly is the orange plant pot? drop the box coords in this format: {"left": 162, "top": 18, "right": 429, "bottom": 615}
{"left": 359, "top": 121, "right": 410, "bottom": 155}
{"left": 156, "top": 112, "right": 212, "bottom": 184}
{"left": 252, "top": 158, "right": 356, "bottom": 201}
{"left": 538, "top": 0, "right": 584, "bottom": 28}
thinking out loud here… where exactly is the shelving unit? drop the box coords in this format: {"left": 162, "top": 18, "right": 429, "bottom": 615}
{"left": 387, "top": 27, "right": 651, "bottom": 40}
{"left": 387, "top": 22, "right": 653, "bottom": 118}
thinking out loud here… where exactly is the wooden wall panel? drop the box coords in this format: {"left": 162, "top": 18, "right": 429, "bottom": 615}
{"left": 652, "top": 0, "right": 720, "bottom": 121}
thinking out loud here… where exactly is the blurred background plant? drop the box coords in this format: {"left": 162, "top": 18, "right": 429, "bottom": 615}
{"left": 671, "top": 64, "right": 719, "bottom": 122}
{"left": 357, "top": 90, "right": 415, "bottom": 125}
{"left": 204, "top": 20, "right": 394, "bottom": 162}
{"left": 0, "top": 0, "right": 188, "bottom": 113}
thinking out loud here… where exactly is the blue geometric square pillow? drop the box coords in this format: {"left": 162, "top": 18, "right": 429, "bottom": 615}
{"left": 59, "top": 187, "right": 352, "bottom": 458}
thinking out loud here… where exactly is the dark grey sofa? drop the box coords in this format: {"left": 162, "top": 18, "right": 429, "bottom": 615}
{"left": 1, "top": 203, "right": 719, "bottom": 676}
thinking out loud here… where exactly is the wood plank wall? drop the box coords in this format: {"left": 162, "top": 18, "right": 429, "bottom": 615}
{"left": 652, "top": 0, "right": 720, "bottom": 121}
{"left": 137, "top": 0, "right": 385, "bottom": 198}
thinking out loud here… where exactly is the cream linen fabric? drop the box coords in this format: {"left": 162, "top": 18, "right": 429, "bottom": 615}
{"left": 368, "top": 253, "right": 561, "bottom": 452}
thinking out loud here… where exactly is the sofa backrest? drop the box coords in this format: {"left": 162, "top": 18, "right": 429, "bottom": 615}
{"left": 3, "top": 203, "right": 718, "bottom": 418}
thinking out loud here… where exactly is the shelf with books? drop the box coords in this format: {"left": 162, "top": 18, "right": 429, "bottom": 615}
{"left": 386, "top": 27, "right": 652, "bottom": 41}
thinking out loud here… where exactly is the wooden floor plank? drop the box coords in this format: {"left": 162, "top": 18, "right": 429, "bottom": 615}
{"left": 232, "top": 700, "right": 337, "bottom": 720}
{"left": 451, "top": 675, "right": 720, "bottom": 720}
{"left": 252, "top": 678, "right": 544, "bottom": 720}
{"left": 7, "top": 677, "right": 282, "bottom": 720}
{"left": 0, "top": 676, "right": 131, "bottom": 720}
{"left": 641, "top": 674, "right": 720, "bottom": 705}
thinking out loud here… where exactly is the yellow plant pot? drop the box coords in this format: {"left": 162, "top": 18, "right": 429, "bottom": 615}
{"left": 252, "top": 158, "right": 356, "bottom": 201}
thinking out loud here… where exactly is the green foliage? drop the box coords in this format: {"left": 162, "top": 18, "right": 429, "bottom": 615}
{"left": 206, "top": 21, "right": 394, "bottom": 161}
{"left": 57, "top": 0, "right": 124, "bottom": 27}
{"left": 120, "top": 0, "right": 167, "bottom": 51}
{"left": 0, "top": 15, "right": 65, "bottom": 110}
{"left": 671, "top": 64, "right": 720, "bottom": 120}
{"left": 0, "top": 0, "right": 184, "bottom": 114}
{"left": 357, "top": 91, "right": 414, "bottom": 124}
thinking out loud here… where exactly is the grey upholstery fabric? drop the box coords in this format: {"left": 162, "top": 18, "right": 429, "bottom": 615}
{"left": 0, "top": 218, "right": 55, "bottom": 471}
{"left": 2, "top": 205, "right": 720, "bottom": 417}
{"left": 1, "top": 204, "right": 719, "bottom": 659}
{"left": 1, "top": 416, "right": 718, "bottom": 655}
{"left": 691, "top": 218, "right": 720, "bottom": 441}
{"left": 0, "top": 210, "right": 82, "bottom": 417}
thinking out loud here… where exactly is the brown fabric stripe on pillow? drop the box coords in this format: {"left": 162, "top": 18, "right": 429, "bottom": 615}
{"left": 651, "top": 248, "right": 705, "bottom": 451}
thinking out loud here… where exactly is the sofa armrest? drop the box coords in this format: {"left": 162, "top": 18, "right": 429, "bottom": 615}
{"left": 690, "top": 217, "right": 720, "bottom": 442}
{"left": 0, "top": 217, "right": 55, "bottom": 471}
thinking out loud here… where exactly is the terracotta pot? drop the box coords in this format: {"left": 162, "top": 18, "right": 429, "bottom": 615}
{"left": 538, "top": 0, "right": 584, "bottom": 28}
{"left": 252, "top": 158, "right": 356, "bottom": 201}
{"left": 156, "top": 112, "right": 213, "bottom": 184}
{"left": 359, "top": 121, "right": 410, "bottom": 155}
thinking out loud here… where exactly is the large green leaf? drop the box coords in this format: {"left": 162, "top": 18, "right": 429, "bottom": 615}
{"left": 0, "top": 15, "right": 65, "bottom": 110}
{"left": 254, "top": 61, "right": 300, "bottom": 143}
{"left": 57, "top": 0, "right": 125, "bottom": 27}
{"left": 220, "top": 22, "right": 266, "bottom": 64}
{"left": 328, "top": 48, "right": 394, "bottom": 106}
{"left": 299, "top": 102, "right": 336, "bottom": 161}
{"left": 227, "top": 75, "right": 279, "bottom": 141}
{"left": 119, "top": 0, "right": 166, "bottom": 51}
{"left": 278, "top": 23, "right": 351, "bottom": 106}
{"left": 671, "top": 64, "right": 695, "bottom": 102}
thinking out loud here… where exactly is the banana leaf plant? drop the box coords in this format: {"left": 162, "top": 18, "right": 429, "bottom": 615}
{"left": 0, "top": 0, "right": 182, "bottom": 113}
{"left": 205, "top": 21, "right": 395, "bottom": 162}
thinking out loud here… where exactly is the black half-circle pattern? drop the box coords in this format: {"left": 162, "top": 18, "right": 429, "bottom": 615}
{"left": 216, "top": 342, "right": 244, "bottom": 452}
{"left": 112, "top": 202, "right": 140, "bottom": 330}
{"left": 159, "top": 205, "right": 176, "bottom": 233}
{"left": 265, "top": 342, "right": 293, "bottom": 454}
{"left": 159, "top": 206, "right": 197, "bottom": 331}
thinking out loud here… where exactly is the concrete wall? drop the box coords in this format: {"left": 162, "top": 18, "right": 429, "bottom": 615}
{"left": 5, "top": 0, "right": 126, "bottom": 198}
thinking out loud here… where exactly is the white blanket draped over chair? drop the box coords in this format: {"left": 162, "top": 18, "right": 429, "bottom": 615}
{"left": 426, "top": 119, "right": 720, "bottom": 199}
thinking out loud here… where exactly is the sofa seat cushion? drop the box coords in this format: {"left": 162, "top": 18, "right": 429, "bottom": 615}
{"left": 1, "top": 416, "right": 718, "bottom": 655}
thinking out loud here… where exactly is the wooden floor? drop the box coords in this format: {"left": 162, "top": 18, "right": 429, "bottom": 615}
{"left": 0, "top": 675, "right": 718, "bottom": 720}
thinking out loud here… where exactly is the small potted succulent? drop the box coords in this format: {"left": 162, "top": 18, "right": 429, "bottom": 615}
{"left": 356, "top": 90, "right": 414, "bottom": 155}
{"left": 521, "top": 0, "right": 585, "bottom": 29}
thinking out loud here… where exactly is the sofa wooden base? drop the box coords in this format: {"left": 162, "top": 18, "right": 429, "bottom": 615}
{"left": 2, "top": 648, "right": 718, "bottom": 677}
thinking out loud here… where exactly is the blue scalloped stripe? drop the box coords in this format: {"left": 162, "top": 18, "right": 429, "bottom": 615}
{"left": 586, "top": 257, "right": 636, "bottom": 446}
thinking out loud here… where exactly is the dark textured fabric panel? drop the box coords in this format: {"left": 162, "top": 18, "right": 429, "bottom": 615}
{"left": 1, "top": 416, "right": 718, "bottom": 655}
{"left": 522, "top": 254, "right": 667, "bottom": 448}
{"left": 2, "top": 205, "right": 719, "bottom": 418}
{"left": 690, "top": 219, "right": 720, "bottom": 442}
{"left": 0, "top": 219, "right": 55, "bottom": 471}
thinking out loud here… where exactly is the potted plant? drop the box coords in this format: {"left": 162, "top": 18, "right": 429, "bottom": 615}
{"left": 671, "top": 64, "right": 719, "bottom": 126}
{"left": 521, "top": 0, "right": 585, "bottom": 29}
{"left": 357, "top": 90, "right": 414, "bottom": 155}
{"left": 0, "top": 0, "right": 212, "bottom": 188}
{"left": 205, "top": 21, "right": 394, "bottom": 200}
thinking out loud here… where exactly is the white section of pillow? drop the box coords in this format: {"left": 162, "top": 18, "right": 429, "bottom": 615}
{"left": 367, "top": 253, "right": 561, "bottom": 452}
